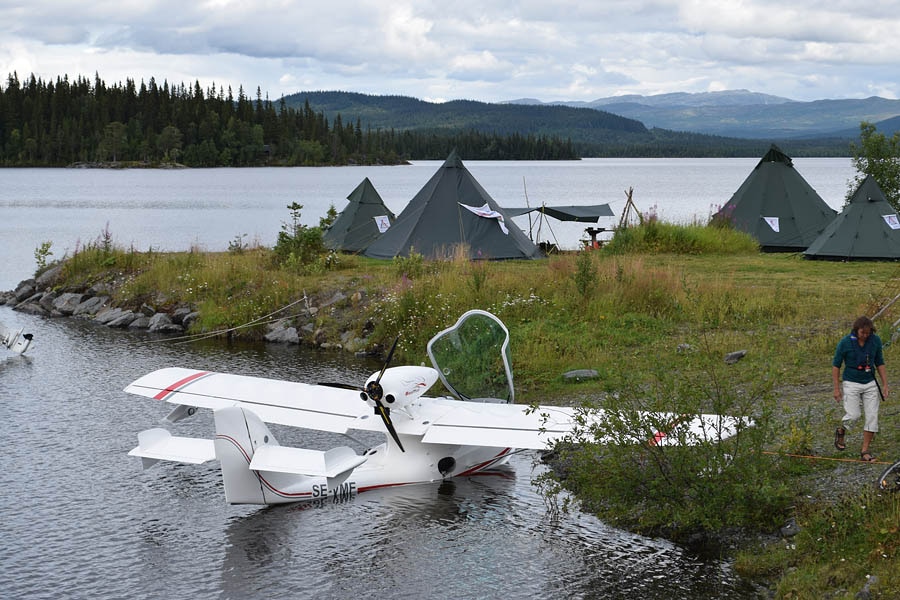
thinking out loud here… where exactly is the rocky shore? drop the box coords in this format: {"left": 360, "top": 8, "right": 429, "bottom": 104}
{"left": 1, "top": 264, "right": 376, "bottom": 354}
{"left": 2, "top": 264, "right": 198, "bottom": 334}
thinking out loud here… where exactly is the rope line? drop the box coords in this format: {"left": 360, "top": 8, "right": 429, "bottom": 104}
{"left": 762, "top": 450, "right": 892, "bottom": 465}
{"left": 137, "top": 293, "right": 310, "bottom": 345}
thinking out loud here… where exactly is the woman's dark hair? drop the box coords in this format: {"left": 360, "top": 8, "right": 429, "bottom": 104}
{"left": 852, "top": 315, "right": 876, "bottom": 334}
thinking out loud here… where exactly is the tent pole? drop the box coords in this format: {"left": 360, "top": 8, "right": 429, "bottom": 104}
{"left": 523, "top": 176, "right": 534, "bottom": 241}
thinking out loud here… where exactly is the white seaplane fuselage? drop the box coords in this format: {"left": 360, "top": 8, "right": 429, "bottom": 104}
{"left": 126, "top": 310, "right": 750, "bottom": 506}
{"left": 215, "top": 404, "right": 514, "bottom": 505}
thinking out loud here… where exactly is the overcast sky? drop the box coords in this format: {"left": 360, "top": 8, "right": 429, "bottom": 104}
{"left": 2, "top": 1, "right": 898, "bottom": 104}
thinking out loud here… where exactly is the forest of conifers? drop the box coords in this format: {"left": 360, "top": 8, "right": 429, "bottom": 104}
{"left": 0, "top": 72, "right": 577, "bottom": 167}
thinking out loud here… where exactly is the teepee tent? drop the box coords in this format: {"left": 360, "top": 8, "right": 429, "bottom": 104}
{"left": 712, "top": 145, "right": 836, "bottom": 251}
{"left": 364, "top": 151, "right": 542, "bottom": 260}
{"left": 323, "top": 177, "right": 395, "bottom": 253}
{"left": 804, "top": 176, "right": 900, "bottom": 261}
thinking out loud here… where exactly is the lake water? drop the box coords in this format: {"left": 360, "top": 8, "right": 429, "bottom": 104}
{"left": 0, "top": 157, "right": 856, "bottom": 291}
{"left": 0, "top": 158, "right": 857, "bottom": 599}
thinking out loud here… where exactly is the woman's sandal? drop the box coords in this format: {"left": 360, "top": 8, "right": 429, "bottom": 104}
{"left": 834, "top": 426, "right": 846, "bottom": 451}
{"left": 861, "top": 452, "right": 877, "bottom": 462}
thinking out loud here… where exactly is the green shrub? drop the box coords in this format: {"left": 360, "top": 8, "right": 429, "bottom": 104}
{"left": 536, "top": 332, "right": 793, "bottom": 538}
{"left": 604, "top": 220, "right": 758, "bottom": 254}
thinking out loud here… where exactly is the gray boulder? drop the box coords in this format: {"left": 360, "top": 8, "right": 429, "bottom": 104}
{"left": 563, "top": 369, "right": 599, "bottom": 381}
{"left": 14, "top": 282, "right": 35, "bottom": 302}
{"left": 265, "top": 322, "right": 300, "bottom": 344}
{"left": 171, "top": 307, "right": 192, "bottom": 324}
{"left": 73, "top": 296, "right": 108, "bottom": 316}
{"left": 128, "top": 316, "right": 152, "bottom": 329}
{"left": 53, "top": 293, "right": 87, "bottom": 315}
{"left": 148, "top": 312, "right": 183, "bottom": 333}
{"left": 36, "top": 264, "right": 63, "bottom": 288}
{"left": 181, "top": 311, "right": 200, "bottom": 330}
{"left": 15, "top": 302, "right": 49, "bottom": 316}
{"left": 95, "top": 307, "right": 129, "bottom": 325}
{"left": 724, "top": 350, "right": 748, "bottom": 365}
{"left": 39, "top": 291, "right": 59, "bottom": 312}
{"left": 107, "top": 311, "right": 137, "bottom": 328}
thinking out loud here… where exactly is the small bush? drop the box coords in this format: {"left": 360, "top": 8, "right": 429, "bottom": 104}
{"left": 573, "top": 250, "right": 597, "bottom": 299}
{"left": 273, "top": 202, "right": 328, "bottom": 272}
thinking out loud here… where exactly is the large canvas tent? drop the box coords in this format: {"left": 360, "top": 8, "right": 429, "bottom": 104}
{"left": 323, "top": 177, "right": 396, "bottom": 253}
{"left": 712, "top": 145, "right": 836, "bottom": 251}
{"left": 804, "top": 176, "right": 900, "bottom": 261}
{"left": 364, "top": 151, "right": 542, "bottom": 260}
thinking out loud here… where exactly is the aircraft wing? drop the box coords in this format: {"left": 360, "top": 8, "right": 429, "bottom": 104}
{"left": 418, "top": 402, "right": 747, "bottom": 449}
{"left": 125, "top": 367, "right": 370, "bottom": 434}
{"left": 126, "top": 368, "right": 749, "bottom": 449}
{"left": 419, "top": 402, "right": 580, "bottom": 450}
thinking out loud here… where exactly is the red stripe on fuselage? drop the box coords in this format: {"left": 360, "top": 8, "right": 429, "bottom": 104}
{"left": 153, "top": 371, "right": 212, "bottom": 400}
{"left": 457, "top": 448, "right": 512, "bottom": 476}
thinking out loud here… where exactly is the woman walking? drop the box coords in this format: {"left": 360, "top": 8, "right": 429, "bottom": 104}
{"left": 832, "top": 316, "right": 889, "bottom": 462}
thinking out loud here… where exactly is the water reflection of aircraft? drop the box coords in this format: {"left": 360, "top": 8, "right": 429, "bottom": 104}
{"left": 0, "top": 321, "right": 34, "bottom": 355}
{"left": 126, "top": 310, "right": 749, "bottom": 506}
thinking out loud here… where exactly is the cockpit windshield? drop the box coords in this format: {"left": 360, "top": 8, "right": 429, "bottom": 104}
{"left": 426, "top": 310, "right": 514, "bottom": 403}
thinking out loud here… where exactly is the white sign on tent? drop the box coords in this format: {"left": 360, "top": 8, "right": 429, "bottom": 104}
{"left": 373, "top": 215, "right": 391, "bottom": 233}
{"left": 882, "top": 214, "right": 900, "bottom": 230}
{"left": 762, "top": 216, "right": 780, "bottom": 232}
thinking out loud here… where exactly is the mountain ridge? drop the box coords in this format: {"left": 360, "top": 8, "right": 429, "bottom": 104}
{"left": 283, "top": 89, "right": 899, "bottom": 157}
{"left": 504, "top": 90, "right": 900, "bottom": 139}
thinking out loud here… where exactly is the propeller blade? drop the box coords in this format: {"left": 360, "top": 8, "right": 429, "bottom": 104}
{"left": 366, "top": 335, "right": 400, "bottom": 402}
{"left": 318, "top": 382, "right": 363, "bottom": 391}
{"left": 375, "top": 401, "right": 405, "bottom": 452}
{"left": 376, "top": 335, "right": 400, "bottom": 382}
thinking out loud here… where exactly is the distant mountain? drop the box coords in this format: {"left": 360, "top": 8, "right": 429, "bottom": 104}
{"left": 282, "top": 90, "right": 894, "bottom": 157}
{"left": 511, "top": 89, "right": 794, "bottom": 109}
{"left": 283, "top": 91, "right": 649, "bottom": 142}
{"left": 506, "top": 90, "right": 900, "bottom": 139}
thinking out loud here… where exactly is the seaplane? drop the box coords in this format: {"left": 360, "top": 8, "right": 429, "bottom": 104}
{"left": 126, "top": 310, "right": 749, "bottom": 505}
{"left": 0, "top": 321, "right": 34, "bottom": 355}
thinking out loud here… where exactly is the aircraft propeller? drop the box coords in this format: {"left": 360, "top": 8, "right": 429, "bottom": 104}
{"left": 320, "top": 335, "right": 405, "bottom": 452}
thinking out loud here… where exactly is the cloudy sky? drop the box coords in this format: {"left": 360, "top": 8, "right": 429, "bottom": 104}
{"left": 1, "top": 0, "right": 898, "bottom": 104}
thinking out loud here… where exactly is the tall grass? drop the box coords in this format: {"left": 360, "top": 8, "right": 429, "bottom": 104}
{"left": 605, "top": 218, "right": 759, "bottom": 254}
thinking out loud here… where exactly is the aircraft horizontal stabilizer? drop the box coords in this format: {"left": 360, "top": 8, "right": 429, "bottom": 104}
{"left": 128, "top": 428, "right": 216, "bottom": 469}
{"left": 249, "top": 445, "right": 367, "bottom": 478}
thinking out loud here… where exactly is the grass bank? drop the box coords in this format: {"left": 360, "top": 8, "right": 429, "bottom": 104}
{"left": 34, "top": 225, "right": 900, "bottom": 598}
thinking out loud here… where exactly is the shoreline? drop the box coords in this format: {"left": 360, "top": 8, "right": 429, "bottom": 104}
{"left": 2, "top": 262, "right": 384, "bottom": 357}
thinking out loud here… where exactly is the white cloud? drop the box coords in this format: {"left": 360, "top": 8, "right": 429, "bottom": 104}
{"left": 0, "top": 1, "right": 898, "bottom": 102}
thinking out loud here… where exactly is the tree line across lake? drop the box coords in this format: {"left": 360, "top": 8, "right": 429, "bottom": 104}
{"left": 0, "top": 72, "right": 577, "bottom": 167}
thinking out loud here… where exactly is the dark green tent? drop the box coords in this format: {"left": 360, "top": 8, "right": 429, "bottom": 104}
{"left": 364, "top": 151, "right": 542, "bottom": 260}
{"left": 712, "top": 145, "right": 836, "bottom": 251}
{"left": 323, "top": 177, "right": 395, "bottom": 253}
{"left": 804, "top": 176, "right": 900, "bottom": 261}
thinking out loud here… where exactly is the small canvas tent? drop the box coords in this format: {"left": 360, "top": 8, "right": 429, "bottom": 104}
{"left": 712, "top": 145, "right": 836, "bottom": 251}
{"left": 364, "top": 151, "right": 542, "bottom": 260}
{"left": 504, "top": 204, "right": 615, "bottom": 222}
{"left": 323, "top": 177, "right": 395, "bottom": 253}
{"left": 804, "top": 176, "right": 900, "bottom": 261}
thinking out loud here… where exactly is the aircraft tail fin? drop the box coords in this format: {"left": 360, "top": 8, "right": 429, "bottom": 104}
{"left": 1, "top": 326, "right": 33, "bottom": 355}
{"left": 214, "top": 406, "right": 366, "bottom": 505}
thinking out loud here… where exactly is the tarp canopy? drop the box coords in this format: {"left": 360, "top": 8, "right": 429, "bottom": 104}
{"left": 364, "top": 150, "right": 542, "bottom": 260}
{"left": 504, "top": 204, "right": 614, "bottom": 222}
{"left": 323, "top": 177, "right": 395, "bottom": 253}
{"left": 804, "top": 176, "right": 900, "bottom": 261}
{"left": 712, "top": 144, "right": 836, "bottom": 251}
